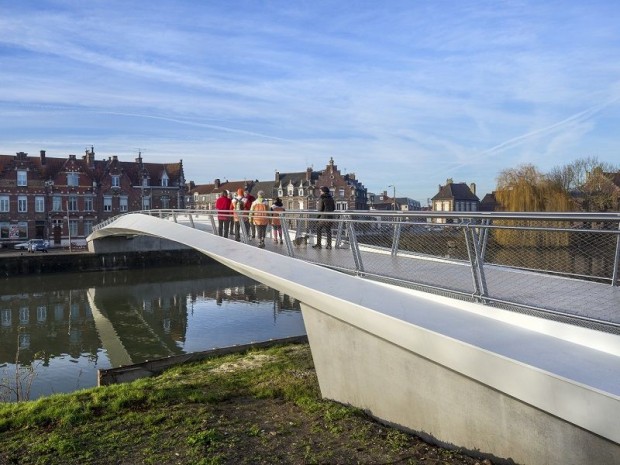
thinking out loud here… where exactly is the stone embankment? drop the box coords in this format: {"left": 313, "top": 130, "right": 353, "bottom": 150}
{"left": 0, "top": 248, "right": 214, "bottom": 277}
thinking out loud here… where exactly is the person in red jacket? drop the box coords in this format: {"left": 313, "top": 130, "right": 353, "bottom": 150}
{"left": 215, "top": 190, "right": 232, "bottom": 237}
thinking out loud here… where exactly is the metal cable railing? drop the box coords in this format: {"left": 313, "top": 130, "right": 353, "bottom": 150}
{"left": 93, "top": 209, "right": 620, "bottom": 331}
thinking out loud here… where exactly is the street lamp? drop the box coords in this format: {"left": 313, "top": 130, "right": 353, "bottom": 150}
{"left": 388, "top": 185, "right": 396, "bottom": 211}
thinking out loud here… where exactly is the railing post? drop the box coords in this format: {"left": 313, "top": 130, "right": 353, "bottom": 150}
{"left": 281, "top": 217, "right": 294, "bottom": 256}
{"left": 612, "top": 221, "right": 620, "bottom": 287}
{"left": 335, "top": 215, "right": 346, "bottom": 249}
{"left": 463, "top": 223, "right": 488, "bottom": 302}
{"left": 208, "top": 214, "right": 216, "bottom": 233}
{"left": 478, "top": 218, "right": 490, "bottom": 262}
{"left": 390, "top": 216, "right": 402, "bottom": 257}
{"left": 347, "top": 215, "right": 364, "bottom": 273}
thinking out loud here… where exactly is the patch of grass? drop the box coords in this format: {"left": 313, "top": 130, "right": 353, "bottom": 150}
{"left": 0, "top": 343, "right": 485, "bottom": 465}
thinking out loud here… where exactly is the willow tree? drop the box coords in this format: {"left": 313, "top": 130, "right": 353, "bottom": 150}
{"left": 493, "top": 164, "right": 573, "bottom": 247}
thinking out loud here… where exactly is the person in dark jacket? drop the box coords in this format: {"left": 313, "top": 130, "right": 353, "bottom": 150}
{"left": 313, "top": 186, "right": 336, "bottom": 249}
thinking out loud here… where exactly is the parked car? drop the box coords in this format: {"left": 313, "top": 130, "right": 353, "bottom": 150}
{"left": 28, "top": 239, "right": 49, "bottom": 253}
{"left": 14, "top": 241, "right": 29, "bottom": 250}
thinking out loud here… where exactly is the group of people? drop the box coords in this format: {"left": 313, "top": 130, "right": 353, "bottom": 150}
{"left": 214, "top": 188, "right": 286, "bottom": 248}
{"left": 214, "top": 185, "right": 335, "bottom": 249}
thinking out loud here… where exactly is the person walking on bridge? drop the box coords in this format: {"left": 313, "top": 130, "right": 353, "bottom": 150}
{"left": 231, "top": 188, "right": 247, "bottom": 242}
{"left": 270, "top": 197, "right": 285, "bottom": 244}
{"left": 250, "top": 191, "right": 269, "bottom": 248}
{"left": 313, "top": 186, "right": 336, "bottom": 249}
{"left": 215, "top": 190, "right": 232, "bottom": 237}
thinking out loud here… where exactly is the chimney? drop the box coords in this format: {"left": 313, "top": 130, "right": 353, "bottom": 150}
{"left": 214, "top": 178, "right": 220, "bottom": 188}
{"left": 470, "top": 183, "right": 476, "bottom": 195}
{"left": 84, "top": 146, "right": 95, "bottom": 167}
{"left": 275, "top": 170, "right": 280, "bottom": 183}
{"left": 112, "top": 155, "right": 118, "bottom": 162}
{"left": 306, "top": 167, "right": 312, "bottom": 181}
{"left": 40, "top": 150, "right": 46, "bottom": 165}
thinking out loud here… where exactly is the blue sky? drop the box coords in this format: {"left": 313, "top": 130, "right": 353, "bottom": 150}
{"left": 1, "top": 1, "right": 619, "bottom": 204}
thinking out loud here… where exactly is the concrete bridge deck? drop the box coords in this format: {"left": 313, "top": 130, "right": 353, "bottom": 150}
{"left": 89, "top": 212, "right": 620, "bottom": 465}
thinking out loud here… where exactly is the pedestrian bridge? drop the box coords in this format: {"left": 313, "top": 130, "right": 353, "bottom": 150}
{"left": 88, "top": 209, "right": 620, "bottom": 465}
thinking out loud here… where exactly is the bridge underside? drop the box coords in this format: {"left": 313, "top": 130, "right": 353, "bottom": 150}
{"left": 89, "top": 214, "right": 620, "bottom": 465}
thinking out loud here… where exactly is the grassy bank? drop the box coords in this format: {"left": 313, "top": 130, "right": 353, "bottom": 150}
{"left": 0, "top": 343, "right": 486, "bottom": 465}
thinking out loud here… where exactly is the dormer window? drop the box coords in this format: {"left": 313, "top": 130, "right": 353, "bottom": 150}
{"left": 287, "top": 186, "right": 294, "bottom": 196}
{"left": 142, "top": 177, "right": 149, "bottom": 187}
{"left": 67, "top": 172, "right": 79, "bottom": 187}
{"left": 161, "top": 173, "right": 169, "bottom": 187}
{"left": 111, "top": 175, "right": 120, "bottom": 188}
{"left": 278, "top": 188, "right": 283, "bottom": 197}
{"left": 298, "top": 188, "right": 304, "bottom": 196}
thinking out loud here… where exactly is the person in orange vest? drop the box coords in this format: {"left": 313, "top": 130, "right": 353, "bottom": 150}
{"left": 270, "top": 197, "right": 285, "bottom": 244}
{"left": 249, "top": 191, "right": 269, "bottom": 248}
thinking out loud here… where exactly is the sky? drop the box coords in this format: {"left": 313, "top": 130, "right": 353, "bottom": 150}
{"left": 1, "top": 1, "right": 619, "bottom": 204}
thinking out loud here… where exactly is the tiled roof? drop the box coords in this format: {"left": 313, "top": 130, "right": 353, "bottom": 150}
{"left": 431, "top": 182, "right": 479, "bottom": 201}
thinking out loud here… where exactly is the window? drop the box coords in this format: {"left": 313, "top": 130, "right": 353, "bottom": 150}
{"left": 67, "top": 172, "right": 79, "bottom": 186}
{"left": 19, "top": 307, "right": 29, "bottom": 325}
{"left": 336, "top": 201, "right": 348, "bottom": 211}
{"left": 142, "top": 196, "right": 151, "bottom": 210}
{"left": 35, "top": 196, "right": 45, "bottom": 213}
{"left": 84, "top": 196, "right": 93, "bottom": 211}
{"left": 37, "top": 306, "right": 47, "bottom": 323}
{"left": 103, "top": 196, "right": 112, "bottom": 212}
{"left": 142, "top": 177, "right": 149, "bottom": 187}
{"left": 278, "top": 188, "right": 283, "bottom": 197}
{"left": 120, "top": 196, "right": 128, "bottom": 212}
{"left": 53, "top": 196, "right": 62, "bottom": 211}
{"left": 161, "top": 196, "right": 170, "bottom": 209}
{"left": 83, "top": 220, "right": 94, "bottom": 236}
{"left": 67, "top": 196, "right": 78, "bottom": 212}
{"left": 287, "top": 186, "right": 294, "bottom": 196}
{"left": 18, "top": 196, "right": 27, "bottom": 213}
{"left": 111, "top": 175, "right": 120, "bottom": 187}
{"left": 17, "top": 170, "right": 27, "bottom": 186}
{"left": 0, "top": 196, "right": 9, "bottom": 212}
{"left": 298, "top": 188, "right": 304, "bottom": 196}
{"left": 339, "top": 188, "right": 345, "bottom": 198}
{"left": 1, "top": 309, "right": 11, "bottom": 327}
{"left": 161, "top": 174, "right": 169, "bottom": 187}
{"left": 68, "top": 220, "right": 78, "bottom": 237}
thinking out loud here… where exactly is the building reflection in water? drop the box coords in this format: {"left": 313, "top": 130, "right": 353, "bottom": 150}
{"left": 0, "top": 264, "right": 304, "bottom": 401}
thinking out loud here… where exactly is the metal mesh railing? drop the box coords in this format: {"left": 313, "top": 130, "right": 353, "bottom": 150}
{"left": 94, "top": 209, "right": 620, "bottom": 331}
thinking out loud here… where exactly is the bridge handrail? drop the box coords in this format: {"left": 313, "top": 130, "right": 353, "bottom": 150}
{"left": 92, "top": 208, "right": 620, "bottom": 330}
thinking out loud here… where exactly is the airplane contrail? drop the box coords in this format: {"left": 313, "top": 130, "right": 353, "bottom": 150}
{"left": 447, "top": 94, "right": 620, "bottom": 173}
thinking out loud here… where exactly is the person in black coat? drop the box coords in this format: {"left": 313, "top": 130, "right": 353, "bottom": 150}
{"left": 313, "top": 186, "right": 336, "bottom": 249}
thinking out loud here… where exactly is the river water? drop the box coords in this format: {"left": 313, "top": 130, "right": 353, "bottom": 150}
{"left": 0, "top": 264, "right": 305, "bottom": 401}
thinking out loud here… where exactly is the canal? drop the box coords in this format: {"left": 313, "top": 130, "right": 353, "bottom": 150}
{"left": 0, "top": 263, "right": 305, "bottom": 401}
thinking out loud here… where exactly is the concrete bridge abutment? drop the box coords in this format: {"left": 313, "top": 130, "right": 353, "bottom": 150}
{"left": 302, "top": 301, "right": 620, "bottom": 465}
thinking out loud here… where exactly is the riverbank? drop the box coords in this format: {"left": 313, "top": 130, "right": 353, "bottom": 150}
{"left": 0, "top": 342, "right": 489, "bottom": 465}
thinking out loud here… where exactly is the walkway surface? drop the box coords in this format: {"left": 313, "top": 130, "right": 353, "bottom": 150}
{"left": 230, "top": 232, "right": 620, "bottom": 329}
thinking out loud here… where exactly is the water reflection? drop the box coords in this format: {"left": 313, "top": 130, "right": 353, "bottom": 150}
{"left": 0, "top": 264, "right": 304, "bottom": 401}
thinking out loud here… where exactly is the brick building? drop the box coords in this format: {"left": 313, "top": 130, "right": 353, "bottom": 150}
{"left": 0, "top": 147, "right": 185, "bottom": 247}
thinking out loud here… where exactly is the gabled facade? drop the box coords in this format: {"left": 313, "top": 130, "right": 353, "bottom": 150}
{"left": 313, "top": 158, "right": 368, "bottom": 210}
{"left": 0, "top": 147, "right": 185, "bottom": 247}
{"left": 431, "top": 178, "right": 480, "bottom": 221}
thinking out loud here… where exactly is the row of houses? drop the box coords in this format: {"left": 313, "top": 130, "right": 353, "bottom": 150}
{"left": 0, "top": 148, "right": 487, "bottom": 247}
